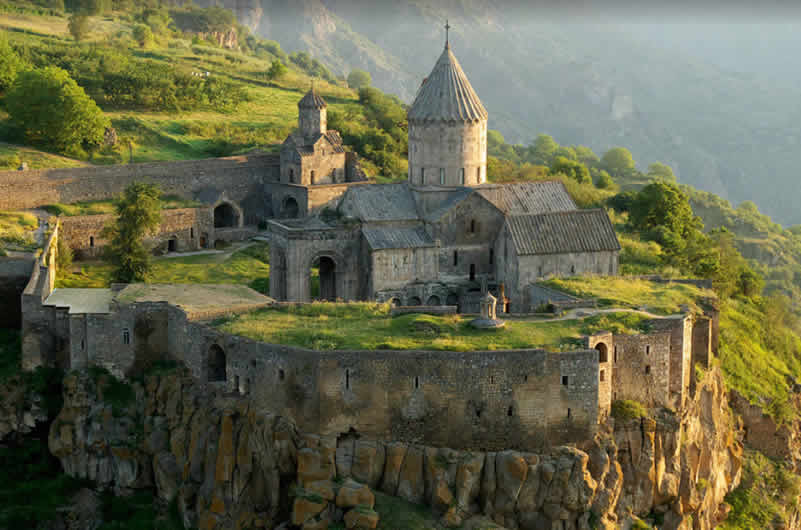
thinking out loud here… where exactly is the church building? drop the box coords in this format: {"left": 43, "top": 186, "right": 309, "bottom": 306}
{"left": 268, "top": 35, "right": 620, "bottom": 313}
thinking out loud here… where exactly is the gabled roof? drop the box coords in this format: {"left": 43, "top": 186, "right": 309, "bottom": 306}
{"left": 408, "top": 45, "right": 488, "bottom": 123}
{"left": 363, "top": 225, "right": 435, "bottom": 250}
{"left": 283, "top": 131, "right": 345, "bottom": 156}
{"left": 298, "top": 87, "right": 327, "bottom": 109}
{"left": 339, "top": 183, "right": 419, "bottom": 222}
{"left": 476, "top": 182, "right": 577, "bottom": 215}
{"left": 505, "top": 209, "right": 621, "bottom": 256}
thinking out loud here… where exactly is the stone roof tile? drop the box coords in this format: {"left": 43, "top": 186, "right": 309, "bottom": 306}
{"left": 339, "top": 183, "right": 419, "bottom": 222}
{"left": 506, "top": 209, "right": 621, "bottom": 255}
{"left": 363, "top": 225, "right": 435, "bottom": 250}
{"left": 408, "top": 46, "right": 488, "bottom": 123}
{"left": 476, "top": 181, "right": 577, "bottom": 215}
{"left": 298, "top": 88, "right": 327, "bottom": 109}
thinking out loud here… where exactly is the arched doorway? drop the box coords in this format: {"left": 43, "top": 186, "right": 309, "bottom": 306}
{"left": 426, "top": 295, "right": 440, "bottom": 306}
{"left": 167, "top": 238, "right": 177, "bottom": 252}
{"left": 390, "top": 298, "right": 401, "bottom": 308}
{"left": 596, "top": 343, "right": 609, "bottom": 363}
{"left": 282, "top": 197, "right": 299, "bottom": 218}
{"left": 207, "top": 344, "right": 226, "bottom": 382}
{"left": 311, "top": 256, "right": 336, "bottom": 301}
{"left": 214, "top": 203, "right": 239, "bottom": 228}
{"left": 408, "top": 296, "right": 422, "bottom": 306}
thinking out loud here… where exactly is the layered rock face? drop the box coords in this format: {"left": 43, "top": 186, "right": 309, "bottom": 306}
{"left": 48, "top": 366, "right": 741, "bottom": 529}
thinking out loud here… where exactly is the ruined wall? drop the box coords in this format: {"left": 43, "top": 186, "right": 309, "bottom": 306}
{"left": 611, "top": 332, "right": 672, "bottom": 407}
{"left": 20, "top": 224, "right": 59, "bottom": 370}
{"left": 0, "top": 154, "right": 278, "bottom": 213}
{"left": 59, "top": 207, "right": 214, "bottom": 258}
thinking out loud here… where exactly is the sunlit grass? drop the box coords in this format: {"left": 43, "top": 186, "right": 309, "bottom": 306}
{"left": 216, "top": 302, "right": 649, "bottom": 351}
{"left": 544, "top": 276, "right": 712, "bottom": 315}
{"left": 56, "top": 243, "right": 270, "bottom": 293}
{"left": 0, "top": 210, "right": 38, "bottom": 253}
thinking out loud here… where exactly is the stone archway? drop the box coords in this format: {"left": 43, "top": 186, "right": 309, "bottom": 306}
{"left": 207, "top": 344, "right": 226, "bottom": 382}
{"left": 214, "top": 202, "right": 240, "bottom": 228}
{"left": 596, "top": 342, "right": 609, "bottom": 363}
{"left": 426, "top": 295, "right": 441, "bottom": 306}
{"left": 282, "top": 197, "right": 299, "bottom": 218}
{"left": 311, "top": 255, "right": 337, "bottom": 301}
{"left": 408, "top": 296, "right": 422, "bottom": 306}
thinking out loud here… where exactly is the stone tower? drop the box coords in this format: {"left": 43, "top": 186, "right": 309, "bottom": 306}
{"left": 298, "top": 86, "right": 327, "bottom": 139}
{"left": 407, "top": 30, "right": 488, "bottom": 189}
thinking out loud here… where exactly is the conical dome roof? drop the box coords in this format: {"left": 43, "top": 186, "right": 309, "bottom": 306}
{"left": 408, "top": 45, "right": 488, "bottom": 123}
{"left": 298, "top": 87, "right": 327, "bottom": 109}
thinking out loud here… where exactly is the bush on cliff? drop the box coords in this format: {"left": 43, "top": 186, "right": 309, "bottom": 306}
{"left": 5, "top": 66, "right": 109, "bottom": 157}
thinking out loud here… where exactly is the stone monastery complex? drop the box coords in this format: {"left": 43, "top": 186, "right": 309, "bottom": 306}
{"left": 2, "top": 39, "right": 717, "bottom": 451}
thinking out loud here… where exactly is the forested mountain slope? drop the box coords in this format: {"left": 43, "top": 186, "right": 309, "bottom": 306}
{"left": 202, "top": 0, "right": 801, "bottom": 226}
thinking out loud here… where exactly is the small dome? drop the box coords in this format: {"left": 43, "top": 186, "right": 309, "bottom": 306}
{"left": 408, "top": 46, "right": 488, "bottom": 123}
{"left": 298, "top": 88, "right": 327, "bottom": 109}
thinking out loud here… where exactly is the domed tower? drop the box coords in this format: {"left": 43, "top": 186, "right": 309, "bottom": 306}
{"left": 408, "top": 27, "right": 488, "bottom": 188}
{"left": 298, "top": 85, "right": 327, "bottom": 139}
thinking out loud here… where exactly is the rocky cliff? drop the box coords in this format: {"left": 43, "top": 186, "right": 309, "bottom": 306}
{"left": 45, "top": 363, "right": 741, "bottom": 529}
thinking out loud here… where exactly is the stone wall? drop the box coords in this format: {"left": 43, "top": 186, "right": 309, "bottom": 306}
{"left": 59, "top": 207, "right": 215, "bottom": 258}
{"left": 21, "top": 223, "right": 59, "bottom": 370}
{"left": 168, "top": 315, "right": 601, "bottom": 451}
{"left": 369, "top": 245, "right": 439, "bottom": 294}
{"left": 408, "top": 120, "right": 487, "bottom": 187}
{"left": 611, "top": 332, "right": 672, "bottom": 407}
{"left": 0, "top": 154, "right": 278, "bottom": 214}
{"left": 0, "top": 256, "right": 35, "bottom": 328}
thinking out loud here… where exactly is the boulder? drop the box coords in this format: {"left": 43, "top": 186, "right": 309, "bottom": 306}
{"left": 292, "top": 496, "right": 327, "bottom": 526}
{"left": 397, "top": 446, "right": 425, "bottom": 504}
{"left": 344, "top": 507, "right": 379, "bottom": 529}
{"left": 336, "top": 479, "right": 375, "bottom": 509}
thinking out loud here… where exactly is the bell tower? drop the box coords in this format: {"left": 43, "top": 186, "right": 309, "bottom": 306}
{"left": 298, "top": 85, "right": 327, "bottom": 139}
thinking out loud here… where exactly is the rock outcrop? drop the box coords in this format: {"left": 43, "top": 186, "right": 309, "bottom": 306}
{"left": 48, "top": 366, "right": 742, "bottom": 529}
{"left": 0, "top": 374, "right": 48, "bottom": 441}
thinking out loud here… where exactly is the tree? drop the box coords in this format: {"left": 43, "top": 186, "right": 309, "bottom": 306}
{"left": 529, "top": 134, "right": 558, "bottom": 165}
{"left": 347, "top": 69, "right": 372, "bottom": 89}
{"left": 266, "top": 59, "right": 287, "bottom": 80}
{"left": 550, "top": 156, "right": 590, "bottom": 184}
{"left": 647, "top": 161, "right": 676, "bottom": 181}
{"left": 629, "top": 181, "right": 697, "bottom": 237}
{"left": 6, "top": 67, "right": 109, "bottom": 156}
{"left": 68, "top": 13, "right": 90, "bottom": 41}
{"left": 132, "top": 24, "right": 154, "bottom": 48}
{"left": 104, "top": 183, "right": 162, "bottom": 283}
{"left": 601, "top": 147, "right": 636, "bottom": 177}
{"left": 0, "top": 36, "right": 24, "bottom": 93}
{"left": 595, "top": 170, "right": 614, "bottom": 189}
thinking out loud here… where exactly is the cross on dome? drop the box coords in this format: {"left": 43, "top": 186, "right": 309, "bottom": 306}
{"left": 445, "top": 19, "right": 451, "bottom": 49}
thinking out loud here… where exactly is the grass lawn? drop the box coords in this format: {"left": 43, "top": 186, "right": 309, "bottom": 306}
{"left": 56, "top": 243, "right": 270, "bottom": 293}
{"left": 0, "top": 210, "right": 38, "bottom": 253}
{"left": 543, "top": 276, "right": 713, "bottom": 315}
{"left": 216, "top": 302, "right": 649, "bottom": 352}
{"left": 0, "top": 143, "right": 87, "bottom": 170}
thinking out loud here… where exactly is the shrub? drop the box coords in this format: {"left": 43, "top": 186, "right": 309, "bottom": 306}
{"left": 132, "top": 24, "right": 154, "bottom": 48}
{"left": 611, "top": 399, "right": 648, "bottom": 421}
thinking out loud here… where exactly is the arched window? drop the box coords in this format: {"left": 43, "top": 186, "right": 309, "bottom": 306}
{"left": 459, "top": 168, "right": 465, "bottom": 185}
{"left": 469, "top": 264, "right": 476, "bottom": 281}
{"left": 470, "top": 219, "right": 476, "bottom": 233}
{"left": 489, "top": 248, "right": 494, "bottom": 265}
{"left": 89, "top": 236, "right": 94, "bottom": 248}
{"left": 439, "top": 168, "right": 445, "bottom": 185}
{"left": 420, "top": 167, "right": 425, "bottom": 184}
{"left": 453, "top": 250, "right": 458, "bottom": 266}
{"left": 596, "top": 343, "right": 609, "bottom": 363}
{"left": 289, "top": 168, "right": 295, "bottom": 182}
{"left": 311, "top": 170, "right": 316, "bottom": 183}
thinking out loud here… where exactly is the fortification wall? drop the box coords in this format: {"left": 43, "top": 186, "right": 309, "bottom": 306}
{"left": 0, "top": 154, "right": 279, "bottom": 212}
{"left": 21, "top": 223, "right": 59, "bottom": 370}
{"left": 166, "top": 314, "right": 600, "bottom": 451}
{"left": 611, "top": 332, "right": 672, "bottom": 407}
